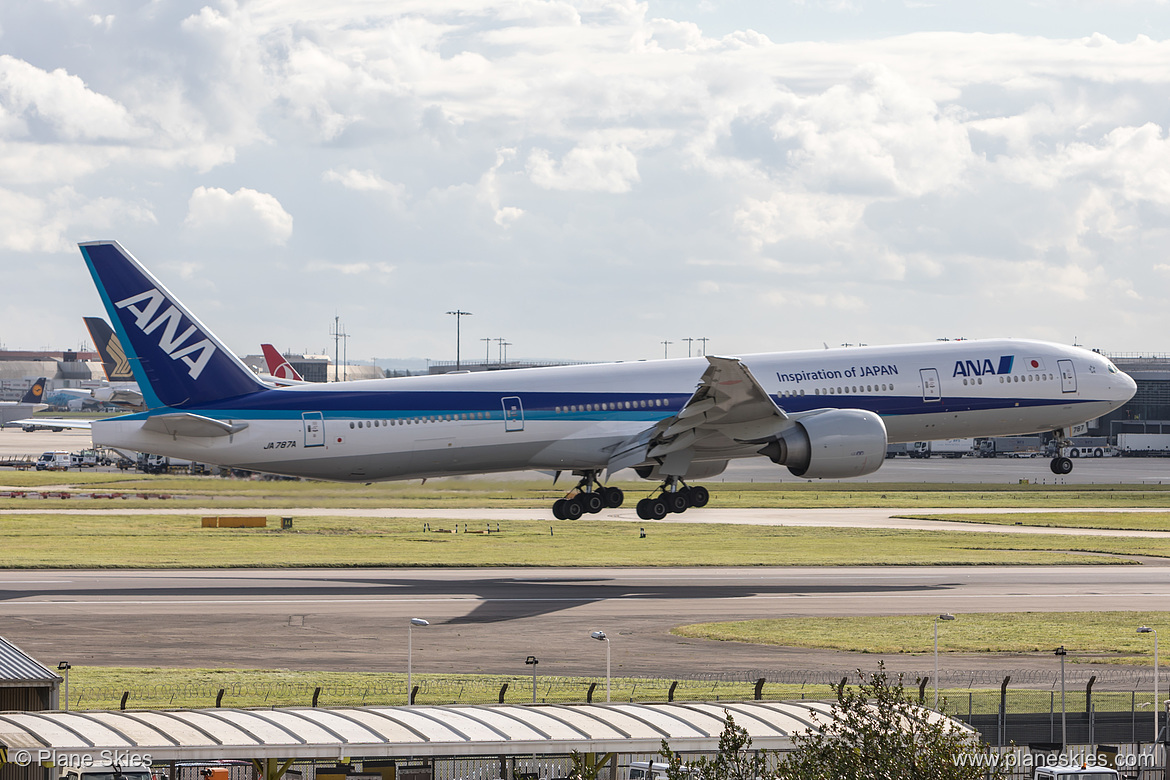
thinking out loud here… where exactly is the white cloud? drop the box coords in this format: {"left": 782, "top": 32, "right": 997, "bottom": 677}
{"left": 0, "top": 55, "right": 145, "bottom": 141}
{"left": 4, "top": 3, "right": 1170, "bottom": 355}
{"left": 527, "top": 145, "right": 640, "bottom": 193}
{"left": 183, "top": 187, "right": 293, "bottom": 245}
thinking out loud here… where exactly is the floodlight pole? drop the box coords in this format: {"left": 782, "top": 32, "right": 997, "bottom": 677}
{"left": 1139, "top": 626, "right": 1158, "bottom": 742}
{"left": 1055, "top": 645, "right": 1067, "bottom": 748}
{"left": 407, "top": 618, "right": 429, "bottom": 704}
{"left": 446, "top": 310, "right": 472, "bottom": 371}
{"left": 934, "top": 614, "right": 955, "bottom": 710}
{"left": 57, "top": 662, "right": 70, "bottom": 711}
{"left": 591, "top": 631, "right": 610, "bottom": 702}
{"left": 526, "top": 656, "right": 539, "bottom": 703}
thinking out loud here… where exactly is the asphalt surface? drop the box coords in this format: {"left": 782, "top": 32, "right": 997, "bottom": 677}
{"left": 4, "top": 565, "right": 1170, "bottom": 684}
{"left": 3, "top": 428, "right": 1169, "bottom": 683}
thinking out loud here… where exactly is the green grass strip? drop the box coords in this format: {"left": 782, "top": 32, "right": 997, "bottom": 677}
{"left": 673, "top": 611, "right": 1170, "bottom": 662}
{"left": 3, "top": 513, "right": 1170, "bottom": 566}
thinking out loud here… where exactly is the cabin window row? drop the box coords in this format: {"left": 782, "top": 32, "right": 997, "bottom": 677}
{"left": 812, "top": 384, "right": 895, "bottom": 395}
{"left": 555, "top": 399, "right": 670, "bottom": 413}
{"left": 997, "top": 373, "right": 1053, "bottom": 383}
{"left": 349, "top": 413, "right": 490, "bottom": 429}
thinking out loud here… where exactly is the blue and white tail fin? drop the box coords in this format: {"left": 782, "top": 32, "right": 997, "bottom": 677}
{"left": 79, "top": 241, "right": 267, "bottom": 409}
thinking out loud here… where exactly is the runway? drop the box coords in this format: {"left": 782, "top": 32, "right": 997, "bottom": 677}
{"left": 5, "top": 565, "right": 1170, "bottom": 679}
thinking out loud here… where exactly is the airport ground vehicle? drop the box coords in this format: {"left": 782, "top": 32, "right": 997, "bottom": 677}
{"left": 977, "top": 436, "right": 1044, "bottom": 458}
{"left": 1033, "top": 766, "right": 1118, "bottom": 779}
{"left": 1117, "top": 433, "right": 1170, "bottom": 456}
{"left": 60, "top": 767, "right": 152, "bottom": 780}
{"left": 931, "top": 438, "right": 974, "bottom": 458}
{"left": 35, "top": 451, "right": 71, "bottom": 470}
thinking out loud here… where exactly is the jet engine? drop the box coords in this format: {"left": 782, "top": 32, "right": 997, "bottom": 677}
{"left": 757, "top": 409, "right": 887, "bottom": 479}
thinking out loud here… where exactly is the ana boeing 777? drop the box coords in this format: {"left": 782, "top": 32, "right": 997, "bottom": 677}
{"left": 80, "top": 241, "right": 1137, "bottom": 519}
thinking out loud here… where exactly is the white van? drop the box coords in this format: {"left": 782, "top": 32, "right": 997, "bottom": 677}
{"left": 35, "top": 451, "right": 72, "bottom": 471}
{"left": 624, "top": 763, "right": 675, "bottom": 780}
{"left": 60, "top": 767, "right": 153, "bottom": 780}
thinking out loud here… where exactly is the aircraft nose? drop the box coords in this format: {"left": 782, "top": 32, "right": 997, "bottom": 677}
{"left": 1116, "top": 369, "right": 1138, "bottom": 402}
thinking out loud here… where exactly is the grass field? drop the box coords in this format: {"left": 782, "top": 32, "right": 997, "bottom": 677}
{"left": 3, "top": 475, "right": 1170, "bottom": 567}
{"left": 909, "top": 512, "right": 1170, "bottom": 531}
{"left": 673, "top": 611, "right": 1170, "bottom": 663}
{"left": 2, "top": 472, "right": 1169, "bottom": 509}
{"left": 7, "top": 511, "right": 1170, "bottom": 566}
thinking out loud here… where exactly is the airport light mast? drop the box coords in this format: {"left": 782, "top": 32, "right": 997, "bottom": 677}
{"left": 446, "top": 310, "right": 472, "bottom": 371}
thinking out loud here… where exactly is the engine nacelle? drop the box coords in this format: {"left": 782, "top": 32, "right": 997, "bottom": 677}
{"left": 757, "top": 409, "right": 887, "bottom": 479}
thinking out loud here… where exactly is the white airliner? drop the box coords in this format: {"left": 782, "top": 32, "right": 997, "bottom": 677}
{"left": 80, "top": 241, "right": 1136, "bottom": 519}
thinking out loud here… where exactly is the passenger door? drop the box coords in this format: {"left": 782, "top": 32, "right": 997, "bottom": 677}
{"left": 302, "top": 412, "right": 325, "bottom": 447}
{"left": 502, "top": 396, "right": 524, "bottom": 432}
{"left": 920, "top": 368, "right": 942, "bottom": 402}
{"left": 1058, "top": 359, "right": 1077, "bottom": 393}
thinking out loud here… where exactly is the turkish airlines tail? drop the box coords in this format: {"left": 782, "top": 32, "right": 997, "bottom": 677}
{"left": 261, "top": 344, "right": 304, "bottom": 382}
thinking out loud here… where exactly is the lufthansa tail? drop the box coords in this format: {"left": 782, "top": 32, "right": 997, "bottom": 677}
{"left": 19, "top": 378, "right": 47, "bottom": 405}
{"left": 79, "top": 241, "right": 267, "bottom": 409}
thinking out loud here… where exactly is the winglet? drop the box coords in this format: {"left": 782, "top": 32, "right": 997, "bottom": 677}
{"left": 78, "top": 241, "right": 267, "bottom": 408}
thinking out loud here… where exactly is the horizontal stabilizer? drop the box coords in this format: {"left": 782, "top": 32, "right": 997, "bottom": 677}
{"left": 141, "top": 413, "right": 249, "bottom": 438}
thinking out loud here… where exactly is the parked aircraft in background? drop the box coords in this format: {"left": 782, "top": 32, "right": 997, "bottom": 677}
{"left": 80, "top": 240, "right": 1136, "bottom": 519}
{"left": 262, "top": 344, "right": 306, "bottom": 383}
{"left": 0, "top": 378, "right": 48, "bottom": 425}
{"left": 84, "top": 316, "right": 145, "bottom": 410}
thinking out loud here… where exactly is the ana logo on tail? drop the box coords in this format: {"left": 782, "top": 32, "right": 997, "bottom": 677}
{"left": 115, "top": 288, "right": 217, "bottom": 380}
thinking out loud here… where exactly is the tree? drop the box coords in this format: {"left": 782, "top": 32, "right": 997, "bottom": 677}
{"left": 773, "top": 664, "right": 1002, "bottom": 780}
{"left": 660, "top": 712, "right": 769, "bottom": 780}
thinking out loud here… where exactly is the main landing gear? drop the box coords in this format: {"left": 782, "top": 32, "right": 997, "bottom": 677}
{"left": 552, "top": 472, "right": 624, "bottom": 520}
{"left": 635, "top": 478, "right": 710, "bottom": 520}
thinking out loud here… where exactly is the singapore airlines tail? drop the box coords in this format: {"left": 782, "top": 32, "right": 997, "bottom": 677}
{"left": 83, "top": 316, "right": 136, "bottom": 383}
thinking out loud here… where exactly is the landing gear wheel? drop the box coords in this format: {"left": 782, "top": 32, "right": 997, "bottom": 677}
{"left": 1050, "top": 456, "right": 1073, "bottom": 475}
{"left": 580, "top": 492, "right": 604, "bottom": 514}
{"left": 600, "top": 486, "right": 625, "bottom": 508}
{"left": 665, "top": 492, "right": 689, "bottom": 514}
{"left": 552, "top": 499, "right": 568, "bottom": 520}
{"left": 636, "top": 498, "right": 654, "bottom": 520}
{"left": 688, "top": 485, "right": 710, "bottom": 508}
{"left": 564, "top": 497, "right": 585, "bottom": 519}
{"left": 649, "top": 497, "right": 669, "bottom": 520}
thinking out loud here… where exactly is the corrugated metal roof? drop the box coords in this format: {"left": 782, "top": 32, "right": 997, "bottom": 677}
{"left": 0, "top": 637, "right": 62, "bottom": 686}
{"left": 0, "top": 700, "right": 966, "bottom": 762}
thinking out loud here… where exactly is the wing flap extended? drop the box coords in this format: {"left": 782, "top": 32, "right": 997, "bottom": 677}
{"left": 141, "top": 413, "right": 248, "bottom": 438}
{"left": 606, "top": 355, "right": 790, "bottom": 477}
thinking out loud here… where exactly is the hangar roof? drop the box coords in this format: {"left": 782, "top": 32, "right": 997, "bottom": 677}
{"left": 0, "top": 637, "right": 62, "bottom": 687}
{"left": 0, "top": 700, "right": 876, "bottom": 761}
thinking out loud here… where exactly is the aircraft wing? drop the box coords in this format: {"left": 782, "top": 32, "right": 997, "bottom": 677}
{"left": 607, "top": 356, "right": 790, "bottom": 477}
{"left": 7, "top": 417, "right": 92, "bottom": 431}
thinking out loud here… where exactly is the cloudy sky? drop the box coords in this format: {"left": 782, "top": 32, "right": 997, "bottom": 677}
{"left": 2, "top": 1, "right": 1169, "bottom": 367}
